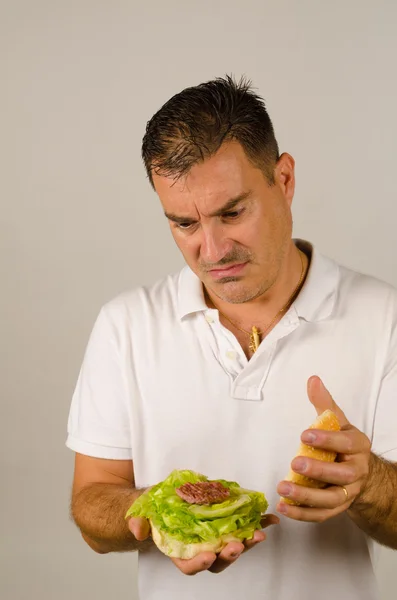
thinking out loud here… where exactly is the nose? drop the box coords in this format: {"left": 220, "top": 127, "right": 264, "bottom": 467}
{"left": 200, "top": 222, "right": 232, "bottom": 265}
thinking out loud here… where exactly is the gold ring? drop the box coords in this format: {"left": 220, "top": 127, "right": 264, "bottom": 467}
{"left": 341, "top": 486, "right": 349, "bottom": 501}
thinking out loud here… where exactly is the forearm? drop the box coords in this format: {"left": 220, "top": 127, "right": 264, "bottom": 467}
{"left": 71, "top": 483, "right": 152, "bottom": 553}
{"left": 348, "top": 453, "right": 397, "bottom": 549}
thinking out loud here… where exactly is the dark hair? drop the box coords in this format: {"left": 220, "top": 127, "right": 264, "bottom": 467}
{"left": 141, "top": 74, "right": 280, "bottom": 187}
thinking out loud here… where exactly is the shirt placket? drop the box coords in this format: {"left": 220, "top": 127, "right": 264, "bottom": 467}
{"left": 203, "top": 308, "right": 302, "bottom": 401}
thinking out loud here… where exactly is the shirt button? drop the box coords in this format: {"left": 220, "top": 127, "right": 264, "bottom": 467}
{"left": 226, "top": 350, "right": 237, "bottom": 360}
{"left": 205, "top": 314, "right": 214, "bottom": 323}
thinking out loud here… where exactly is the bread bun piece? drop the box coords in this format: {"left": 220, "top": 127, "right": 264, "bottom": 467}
{"left": 281, "top": 409, "right": 341, "bottom": 505}
{"left": 150, "top": 520, "right": 247, "bottom": 559}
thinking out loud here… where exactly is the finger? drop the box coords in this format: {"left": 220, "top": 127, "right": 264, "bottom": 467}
{"left": 260, "top": 513, "right": 280, "bottom": 528}
{"left": 290, "top": 456, "right": 359, "bottom": 486}
{"left": 207, "top": 542, "right": 245, "bottom": 574}
{"left": 307, "top": 376, "right": 349, "bottom": 427}
{"left": 242, "top": 516, "right": 279, "bottom": 552}
{"left": 276, "top": 499, "right": 350, "bottom": 523}
{"left": 277, "top": 481, "right": 356, "bottom": 509}
{"left": 300, "top": 428, "right": 370, "bottom": 455}
{"left": 210, "top": 529, "right": 271, "bottom": 573}
{"left": 243, "top": 528, "right": 267, "bottom": 551}
{"left": 128, "top": 517, "right": 151, "bottom": 541}
{"left": 172, "top": 552, "right": 217, "bottom": 576}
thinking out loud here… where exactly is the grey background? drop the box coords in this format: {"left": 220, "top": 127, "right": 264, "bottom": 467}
{"left": 1, "top": 1, "right": 396, "bottom": 598}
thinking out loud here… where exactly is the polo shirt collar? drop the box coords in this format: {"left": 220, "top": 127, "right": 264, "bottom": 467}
{"left": 292, "top": 239, "right": 339, "bottom": 322}
{"left": 177, "top": 239, "right": 339, "bottom": 323}
{"left": 177, "top": 265, "right": 208, "bottom": 320}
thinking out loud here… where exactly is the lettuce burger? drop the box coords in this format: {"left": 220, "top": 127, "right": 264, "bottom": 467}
{"left": 125, "top": 469, "right": 268, "bottom": 559}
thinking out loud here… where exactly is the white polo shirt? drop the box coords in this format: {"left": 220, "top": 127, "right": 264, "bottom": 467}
{"left": 66, "top": 239, "right": 397, "bottom": 600}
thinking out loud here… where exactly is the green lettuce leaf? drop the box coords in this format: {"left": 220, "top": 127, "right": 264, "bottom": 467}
{"left": 125, "top": 470, "right": 268, "bottom": 545}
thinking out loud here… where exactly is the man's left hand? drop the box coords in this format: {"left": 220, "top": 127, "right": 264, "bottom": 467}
{"left": 276, "top": 375, "right": 372, "bottom": 522}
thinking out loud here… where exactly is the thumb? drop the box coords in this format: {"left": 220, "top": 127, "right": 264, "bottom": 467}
{"left": 128, "top": 517, "right": 151, "bottom": 541}
{"left": 307, "top": 375, "right": 349, "bottom": 427}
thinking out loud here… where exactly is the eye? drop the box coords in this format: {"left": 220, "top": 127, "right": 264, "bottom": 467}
{"left": 222, "top": 209, "right": 244, "bottom": 220}
{"left": 175, "top": 221, "right": 195, "bottom": 230}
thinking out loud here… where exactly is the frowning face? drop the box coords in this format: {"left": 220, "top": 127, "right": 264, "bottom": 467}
{"left": 153, "top": 141, "right": 295, "bottom": 304}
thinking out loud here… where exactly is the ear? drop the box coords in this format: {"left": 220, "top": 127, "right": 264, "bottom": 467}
{"left": 274, "top": 153, "right": 295, "bottom": 206}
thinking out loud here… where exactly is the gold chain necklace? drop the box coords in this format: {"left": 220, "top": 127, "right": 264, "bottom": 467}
{"left": 211, "top": 250, "right": 306, "bottom": 354}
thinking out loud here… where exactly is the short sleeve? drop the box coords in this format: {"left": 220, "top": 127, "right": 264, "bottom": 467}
{"left": 66, "top": 306, "right": 132, "bottom": 460}
{"left": 371, "top": 292, "right": 397, "bottom": 463}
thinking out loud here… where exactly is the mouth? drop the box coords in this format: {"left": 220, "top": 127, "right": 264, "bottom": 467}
{"left": 208, "top": 262, "right": 248, "bottom": 280}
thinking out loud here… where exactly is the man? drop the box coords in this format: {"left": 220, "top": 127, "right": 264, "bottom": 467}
{"left": 66, "top": 76, "right": 397, "bottom": 600}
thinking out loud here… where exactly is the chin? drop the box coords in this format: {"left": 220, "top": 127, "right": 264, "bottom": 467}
{"left": 210, "top": 281, "right": 260, "bottom": 304}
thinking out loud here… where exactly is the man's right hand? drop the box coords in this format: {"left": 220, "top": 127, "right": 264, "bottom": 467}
{"left": 128, "top": 514, "right": 279, "bottom": 575}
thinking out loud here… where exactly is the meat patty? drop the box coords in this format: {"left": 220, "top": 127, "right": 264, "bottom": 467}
{"left": 175, "top": 481, "right": 231, "bottom": 505}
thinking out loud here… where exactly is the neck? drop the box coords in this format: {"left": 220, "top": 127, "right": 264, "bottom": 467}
{"left": 204, "top": 242, "right": 309, "bottom": 332}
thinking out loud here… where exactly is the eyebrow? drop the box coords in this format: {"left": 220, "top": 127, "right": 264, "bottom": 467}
{"left": 164, "top": 191, "right": 252, "bottom": 224}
